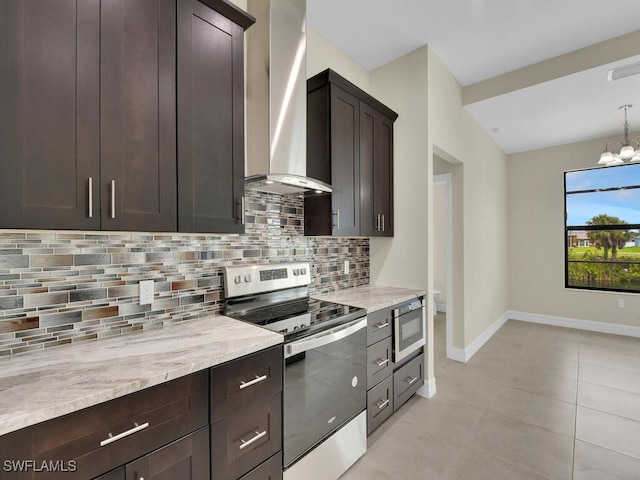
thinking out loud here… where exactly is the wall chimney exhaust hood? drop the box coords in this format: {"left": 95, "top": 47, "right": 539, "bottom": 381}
{"left": 245, "top": 0, "right": 332, "bottom": 195}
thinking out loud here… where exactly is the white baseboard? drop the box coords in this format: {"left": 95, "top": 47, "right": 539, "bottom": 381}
{"left": 446, "top": 312, "right": 510, "bottom": 363}
{"left": 508, "top": 310, "right": 640, "bottom": 337}
{"left": 417, "top": 376, "right": 436, "bottom": 398}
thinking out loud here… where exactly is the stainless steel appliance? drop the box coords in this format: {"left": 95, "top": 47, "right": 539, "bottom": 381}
{"left": 393, "top": 298, "right": 426, "bottom": 362}
{"left": 224, "top": 262, "right": 367, "bottom": 480}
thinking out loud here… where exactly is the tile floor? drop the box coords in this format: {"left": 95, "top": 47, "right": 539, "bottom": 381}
{"left": 340, "top": 313, "right": 640, "bottom": 479}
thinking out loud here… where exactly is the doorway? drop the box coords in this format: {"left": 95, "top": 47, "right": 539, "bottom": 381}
{"left": 433, "top": 173, "right": 453, "bottom": 360}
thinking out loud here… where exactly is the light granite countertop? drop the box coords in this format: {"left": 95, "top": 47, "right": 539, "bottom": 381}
{"left": 0, "top": 315, "right": 282, "bottom": 437}
{"left": 313, "top": 284, "right": 425, "bottom": 312}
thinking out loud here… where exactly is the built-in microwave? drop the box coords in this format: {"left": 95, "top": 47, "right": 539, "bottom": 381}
{"left": 393, "top": 298, "right": 426, "bottom": 362}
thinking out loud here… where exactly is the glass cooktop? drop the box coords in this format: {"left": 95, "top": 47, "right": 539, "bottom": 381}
{"left": 225, "top": 297, "right": 366, "bottom": 341}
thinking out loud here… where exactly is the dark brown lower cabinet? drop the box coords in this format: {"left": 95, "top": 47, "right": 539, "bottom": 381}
{"left": 93, "top": 427, "right": 209, "bottom": 480}
{"left": 0, "top": 347, "right": 283, "bottom": 480}
{"left": 211, "top": 393, "right": 282, "bottom": 480}
{"left": 239, "top": 453, "right": 282, "bottom": 480}
{"left": 0, "top": 371, "right": 208, "bottom": 480}
{"left": 126, "top": 427, "right": 210, "bottom": 480}
{"left": 210, "top": 346, "right": 284, "bottom": 480}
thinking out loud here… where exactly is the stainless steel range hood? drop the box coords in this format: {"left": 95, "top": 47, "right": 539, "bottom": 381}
{"left": 245, "top": 0, "right": 331, "bottom": 194}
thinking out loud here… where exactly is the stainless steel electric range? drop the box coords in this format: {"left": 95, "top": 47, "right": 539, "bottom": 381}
{"left": 224, "top": 262, "right": 367, "bottom": 480}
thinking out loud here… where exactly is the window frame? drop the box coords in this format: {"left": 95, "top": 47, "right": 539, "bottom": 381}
{"left": 564, "top": 164, "right": 640, "bottom": 293}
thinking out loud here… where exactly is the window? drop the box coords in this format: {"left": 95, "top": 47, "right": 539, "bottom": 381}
{"left": 565, "top": 163, "right": 640, "bottom": 292}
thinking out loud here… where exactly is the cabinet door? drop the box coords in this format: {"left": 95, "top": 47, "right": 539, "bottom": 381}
{"left": 100, "top": 0, "right": 177, "bottom": 232}
{"left": 330, "top": 85, "right": 360, "bottom": 236}
{"left": 177, "top": 0, "right": 246, "bottom": 233}
{"left": 94, "top": 468, "right": 125, "bottom": 480}
{"left": 359, "top": 102, "right": 377, "bottom": 236}
{"left": 0, "top": 0, "right": 100, "bottom": 230}
{"left": 125, "top": 427, "right": 210, "bottom": 480}
{"left": 360, "top": 104, "right": 394, "bottom": 237}
{"left": 375, "top": 113, "right": 394, "bottom": 237}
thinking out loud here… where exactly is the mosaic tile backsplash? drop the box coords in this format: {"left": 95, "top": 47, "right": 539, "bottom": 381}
{"left": 0, "top": 190, "right": 369, "bottom": 356}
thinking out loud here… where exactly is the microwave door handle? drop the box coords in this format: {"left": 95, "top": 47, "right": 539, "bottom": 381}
{"left": 285, "top": 318, "right": 367, "bottom": 358}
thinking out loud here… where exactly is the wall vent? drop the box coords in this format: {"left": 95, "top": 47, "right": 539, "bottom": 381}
{"left": 607, "top": 61, "right": 640, "bottom": 81}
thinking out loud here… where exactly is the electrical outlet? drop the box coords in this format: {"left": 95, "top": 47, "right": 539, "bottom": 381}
{"left": 140, "top": 280, "right": 154, "bottom": 305}
{"left": 618, "top": 298, "right": 624, "bottom": 308}
{"left": 344, "top": 260, "right": 350, "bottom": 274}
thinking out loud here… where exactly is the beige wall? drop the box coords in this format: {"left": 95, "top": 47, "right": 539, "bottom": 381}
{"left": 308, "top": 34, "right": 509, "bottom": 367}
{"left": 307, "top": 28, "right": 370, "bottom": 92}
{"left": 427, "top": 48, "right": 509, "bottom": 349}
{"left": 368, "top": 49, "right": 430, "bottom": 292}
{"left": 508, "top": 134, "right": 640, "bottom": 327}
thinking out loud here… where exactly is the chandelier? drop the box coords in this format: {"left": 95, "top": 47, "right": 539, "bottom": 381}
{"left": 598, "top": 104, "right": 640, "bottom": 166}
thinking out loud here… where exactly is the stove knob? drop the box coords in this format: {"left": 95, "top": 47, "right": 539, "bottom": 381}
{"left": 301, "top": 268, "right": 307, "bottom": 275}
{"left": 292, "top": 269, "right": 298, "bottom": 276}
{"left": 234, "top": 275, "right": 242, "bottom": 284}
{"left": 244, "top": 274, "right": 252, "bottom": 283}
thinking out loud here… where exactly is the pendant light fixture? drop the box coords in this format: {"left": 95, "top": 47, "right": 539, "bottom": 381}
{"left": 598, "top": 105, "right": 640, "bottom": 166}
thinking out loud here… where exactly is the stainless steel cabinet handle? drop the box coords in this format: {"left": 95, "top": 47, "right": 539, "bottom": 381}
{"left": 332, "top": 210, "right": 340, "bottom": 230}
{"left": 88, "top": 177, "right": 93, "bottom": 218}
{"left": 110, "top": 180, "right": 116, "bottom": 219}
{"left": 376, "top": 214, "right": 380, "bottom": 231}
{"left": 375, "top": 358, "right": 389, "bottom": 367}
{"left": 99, "top": 422, "right": 149, "bottom": 447}
{"left": 381, "top": 214, "right": 385, "bottom": 232}
{"left": 375, "top": 321, "right": 389, "bottom": 330}
{"left": 240, "top": 374, "right": 267, "bottom": 390}
{"left": 241, "top": 196, "right": 246, "bottom": 224}
{"left": 376, "top": 399, "right": 390, "bottom": 410}
{"left": 406, "top": 376, "right": 419, "bottom": 386}
{"left": 239, "top": 429, "right": 267, "bottom": 450}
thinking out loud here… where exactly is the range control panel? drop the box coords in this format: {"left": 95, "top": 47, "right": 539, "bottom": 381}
{"left": 224, "top": 262, "right": 311, "bottom": 298}
{"left": 260, "top": 268, "right": 288, "bottom": 281}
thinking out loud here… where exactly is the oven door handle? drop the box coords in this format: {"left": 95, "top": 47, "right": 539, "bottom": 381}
{"left": 285, "top": 318, "right": 367, "bottom": 358}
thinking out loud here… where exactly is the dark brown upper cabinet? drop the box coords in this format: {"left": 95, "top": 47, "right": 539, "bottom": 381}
{"left": 305, "top": 69, "right": 397, "bottom": 237}
{"left": 100, "top": 0, "right": 177, "bottom": 232}
{"left": 0, "top": 0, "right": 101, "bottom": 230}
{"left": 177, "top": 0, "right": 254, "bottom": 233}
{"left": 359, "top": 102, "right": 395, "bottom": 237}
{"left": 0, "top": 0, "right": 253, "bottom": 234}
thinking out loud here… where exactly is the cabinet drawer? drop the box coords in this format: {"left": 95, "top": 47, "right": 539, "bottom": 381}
{"left": 238, "top": 452, "right": 282, "bottom": 480}
{"left": 126, "top": 426, "right": 210, "bottom": 480}
{"left": 367, "top": 375, "right": 393, "bottom": 435}
{"left": 211, "top": 345, "right": 283, "bottom": 422}
{"left": 366, "top": 336, "right": 392, "bottom": 387}
{"left": 367, "top": 308, "right": 392, "bottom": 346}
{"left": 28, "top": 371, "right": 208, "bottom": 480}
{"left": 211, "top": 392, "right": 282, "bottom": 480}
{"left": 393, "top": 353, "right": 424, "bottom": 411}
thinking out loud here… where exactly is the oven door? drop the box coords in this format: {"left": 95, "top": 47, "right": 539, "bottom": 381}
{"left": 283, "top": 317, "right": 367, "bottom": 469}
{"left": 393, "top": 299, "right": 426, "bottom": 363}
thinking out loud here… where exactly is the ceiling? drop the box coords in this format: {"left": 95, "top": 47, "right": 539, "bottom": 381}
{"left": 307, "top": 0, "right": 640, "bottom": 155}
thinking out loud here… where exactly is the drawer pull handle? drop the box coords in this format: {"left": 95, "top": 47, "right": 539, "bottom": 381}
{"left": 239, "top": 374, "right": 268, "bottom": 390}
{"left": 406, "top": 376, "right": 419, "bottom": 386}
{"left": 375, "top": 358, "right": 389, "bottom": 367}
{"left": 239, "top": 429, "right": 267, "bottom": 450}
{"left": 376, "top": 398, "right": 390, "bottom": 410}
{"left": 100, "top": 422, "right": 149, "bottom": 447}
{"left": 374, "top": 322, "right": 389, "bottom": 330}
